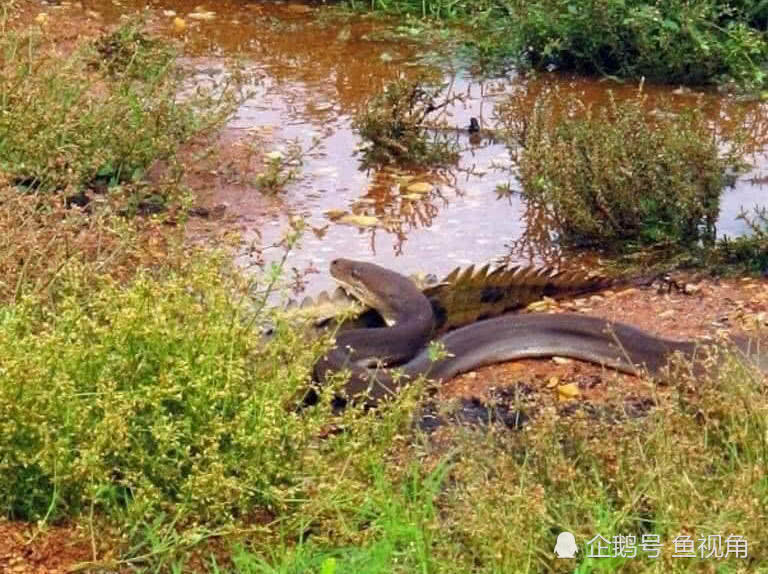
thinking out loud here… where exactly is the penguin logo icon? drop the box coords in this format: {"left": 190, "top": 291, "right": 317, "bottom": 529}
{"left": 555, "top": 531, "right": 578, "bottom": 558}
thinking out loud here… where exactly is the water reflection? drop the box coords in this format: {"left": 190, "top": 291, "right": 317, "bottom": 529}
{"left": 82, "top": 0, "right": 768, "bottom": 291}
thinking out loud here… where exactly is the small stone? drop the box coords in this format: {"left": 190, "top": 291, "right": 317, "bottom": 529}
{"left": 163, "top": 9, "right": 176, "bottom": 16}
{"left": 683, "top": 283, "right": 701, "bottom": 295}
{"left": 557, "top": 383, "right": 581, "bottom": 399}
{"left": 659, "top": 309, "right": 675, "bottom": 318}
{"left": 172, "top": 16, "right": 186, "bottom": 31}
{"left": 589, "top": 295, "right": 604, "bottom": 303}
{"left": 552, "top": 356, "right": 572, "bottom": 365}
{"left": 34, "top": 12, "right": 48, "bottom": 23}
{"left": 546, "top": 376, "right": 559, "bottom": 388}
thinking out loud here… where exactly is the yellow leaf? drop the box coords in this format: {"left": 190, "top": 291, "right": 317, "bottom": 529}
{"left": 406, "top": 182, "right": 433, "bottom": 193}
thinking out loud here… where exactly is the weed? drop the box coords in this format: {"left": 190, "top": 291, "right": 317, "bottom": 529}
{"left": 505, "top": 89, "right": 744, "bottom": 253}
{"left": 0, "top": 19, "right": 238, "bottom": 204}
{"left": 716, "top": 206, "right": 768, "bottom": 272}
{"left": 254, "top": 138, "right": 321, "bottom": 194}
{"left": 353, "top": 75, "right": 461, "bottom": 167}
{"left": 348, "top": 0, "right": 768, "bottom": 89}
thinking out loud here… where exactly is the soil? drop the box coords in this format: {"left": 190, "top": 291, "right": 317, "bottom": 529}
{"left": 439, "top": 274, "right": 768, "bottom": 416}
{"left": 0, "top": 520, "right": 95, "bottom": 574}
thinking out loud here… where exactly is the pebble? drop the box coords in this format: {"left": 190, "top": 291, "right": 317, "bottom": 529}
{"left": 684, "top": 283, "right": 701, "bottom": 295}
{"left": 557, "top": 383, "right": 581, "bottom": 399}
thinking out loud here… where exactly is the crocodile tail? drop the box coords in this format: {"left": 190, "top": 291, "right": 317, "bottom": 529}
{"left": 424, "top": 264, "right": 624, "bottom": 334}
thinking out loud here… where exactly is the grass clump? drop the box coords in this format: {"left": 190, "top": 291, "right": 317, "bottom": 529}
{"left": 507, "top": 0, "right": 768, "bottom": 88}
{"left": 353, "top": 75, "right": 460, "bottom": 167}
{"left": 0, "top": 19, "right": 235, "bottom": 207}
{"left": 506, "top": 90, "right": 743, "bottom": 252}
{"left": 717, "top": 207, "right": 768, "bottom": 272}
{"left": 349, "top": 0, "right": 768, "bottom": 89}
{"left": 0, "top": 252, "right": 328, "bottom": 523}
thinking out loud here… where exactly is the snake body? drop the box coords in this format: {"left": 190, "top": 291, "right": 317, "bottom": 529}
{"left": 313, "top": 259, "right": 762, "bottom": 405}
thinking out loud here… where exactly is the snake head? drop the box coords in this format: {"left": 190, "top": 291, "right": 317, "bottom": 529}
{"left": 329, "top": 258, "right": 427, "bottom": 326}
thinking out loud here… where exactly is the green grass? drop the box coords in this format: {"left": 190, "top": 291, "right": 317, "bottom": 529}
{"left": 0, "top": 19, "right": 236, "bottom": 208}
{"left": 347, "top": 0, "right": 768, "bottom": 89}
{"left": 500, "top": 89, "right": 744, "bottom": 254}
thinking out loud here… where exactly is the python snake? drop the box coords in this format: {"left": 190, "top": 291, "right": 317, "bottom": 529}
{"left": 313, "top": 259, "right": 765, "bottom": 405}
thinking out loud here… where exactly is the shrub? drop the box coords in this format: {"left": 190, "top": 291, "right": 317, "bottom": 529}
{"left": 510, "top": 90, "right": 743, "bottom": 251}
{"left": 0, "top": 20, "right": 235, "bottom": 202}
{"left": 353, "top": 75, "right": 460, "bottom": 167}
{"left": 0, "top": 253, "right": 330, "bottom": 523}
{"left": 506, "top": 0, "right": 768, "bottom": 87}
{"left": 717, "top": 207, "right": 768, "bottom": 271}
{"left": 350, "top": 0, "right": 768, "bottom": 88}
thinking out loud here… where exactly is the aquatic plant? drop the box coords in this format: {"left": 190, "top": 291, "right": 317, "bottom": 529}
{"left": 353, "top": 75, "right": 460, "bottom": 167}
{"left": 507, "top": 90, "right": 744, "bottom": 252}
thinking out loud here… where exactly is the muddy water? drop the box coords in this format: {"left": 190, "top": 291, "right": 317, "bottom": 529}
{"left": 76, "top": 0, "right": 768, "bottom": 292}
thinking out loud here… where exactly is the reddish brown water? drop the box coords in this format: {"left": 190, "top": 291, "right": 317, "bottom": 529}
{"left": 64, "top": 0, "right": 768, "bottom": 291}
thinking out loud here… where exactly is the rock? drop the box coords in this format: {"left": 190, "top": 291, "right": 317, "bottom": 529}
{"left": 552, "top": 356, "right": 572, "bottom": 365}
{"left": 683, "top": 283, "right": 701, "bottom": 295}
{"left": 557, "top": 383, "right": 581, "bottom": 399}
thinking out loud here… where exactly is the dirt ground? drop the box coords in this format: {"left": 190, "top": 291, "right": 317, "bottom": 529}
{"left": 443, "top": 275, "right": 768, "bottom": 402}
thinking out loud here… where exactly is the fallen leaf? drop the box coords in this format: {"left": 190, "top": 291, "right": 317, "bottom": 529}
{"left": 338, "top": 214, "right": 380, "bottom": 228}
{"left": 406, "top": 182, "right": 433, "bottom": 193}
{"left": 188, "top": 10, "right": 216, "bottom": 20}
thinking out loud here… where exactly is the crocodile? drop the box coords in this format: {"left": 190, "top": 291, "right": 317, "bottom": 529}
{"left": 312, "top": 259, "right": 766, "bottom": 406}
{"left": 287, "top": 262, "right": 651, "bottom": 337}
